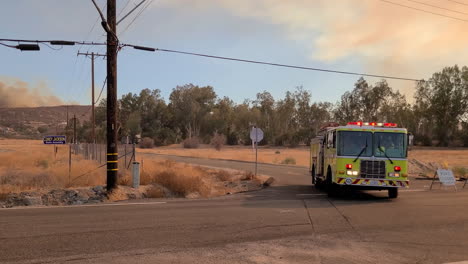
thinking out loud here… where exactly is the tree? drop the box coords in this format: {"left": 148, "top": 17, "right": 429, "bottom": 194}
{"left": 415, "top": 65, "right": 468, "bottom": 146}
{"left": 169, "top": 84, "right": 217, "bottom": 140}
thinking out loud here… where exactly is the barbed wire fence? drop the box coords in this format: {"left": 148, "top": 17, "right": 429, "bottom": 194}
{"left": 68, "top": 143, "right": 137, "bottom": 185}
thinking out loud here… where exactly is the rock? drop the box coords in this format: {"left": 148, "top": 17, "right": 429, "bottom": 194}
{"left": 263, "top": 177, "right": 275, "bottom": 187}
{"left": 5, "top": 192, "right": 43, "bottom": 207}
{"left": 23, "top": 196, "right": 43, "bottom": 206}
{"left": 185, "top": 192, "right": 200, "bottom": 199}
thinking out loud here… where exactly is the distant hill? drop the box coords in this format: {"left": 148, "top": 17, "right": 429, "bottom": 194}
{"left": 0, "top": 105, "right": 92, "bottom": 138}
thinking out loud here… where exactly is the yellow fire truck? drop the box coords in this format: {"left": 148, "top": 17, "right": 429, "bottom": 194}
{"left": 310, "top": 122, "right": 410, "bottom": 198}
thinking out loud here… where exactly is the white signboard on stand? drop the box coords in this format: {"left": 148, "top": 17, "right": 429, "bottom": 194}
{"left": 430, "top": 169, "right": 457, "bottom": 191}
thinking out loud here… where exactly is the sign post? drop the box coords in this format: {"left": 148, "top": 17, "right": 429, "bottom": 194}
{"left": 250, "top": 127, "right": 264, "bottom": 176}
{"left": 430, "top": 169, "right": 457, "bottom": 191}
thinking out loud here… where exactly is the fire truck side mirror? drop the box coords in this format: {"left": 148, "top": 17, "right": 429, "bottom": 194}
{"left": 327, "top": 133, "right": 334, "bottom": 148}
{"left": 408, "top": 133, "right": 414, "bottom": 146}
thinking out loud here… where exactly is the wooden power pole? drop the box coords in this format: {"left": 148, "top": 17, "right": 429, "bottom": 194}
{"left": 106, "top": 0, "right": 118, "bottom": 191}
{"left": 77, "top": 52, "right": 106, "bottom": 144}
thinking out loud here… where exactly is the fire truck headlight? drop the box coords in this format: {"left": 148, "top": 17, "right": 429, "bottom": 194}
{"left": 388, "top": 172, "right": 400, "bottom": 177}
{"left": 347, "top": 171, "right": 359, "bottom": 176}
{"left": 352, "top": 171, "right": 358, "bottom": 176}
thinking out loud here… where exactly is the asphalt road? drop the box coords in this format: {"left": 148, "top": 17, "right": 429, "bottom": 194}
{"left": 1, "top": 155, "right": 468, "bottom": 264}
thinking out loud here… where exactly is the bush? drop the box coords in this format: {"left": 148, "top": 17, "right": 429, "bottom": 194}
{"left": 35, "top": 159, "right": 49, "bottom": 169}
{"left": 183, "top": 137, "right": 199, "bottom": 149}
{"left": 37, "top": 126, "right": 48, "bottom": 134}
{"left": 146, "top": 185, "right": 165, "bottom": 198}
{"left": 215, "top": 170, "right": 232, "bottom": 181}
{"left": 139, "top": 137, "right": 154, "bottom": 149}
{"left": 210, "top": 132, "right": 226, "bottom": 151}
{"left": 240, "top": 171, "right": 255, "bottom": 181}
{"left": 453, "top": 167, "right": 467, "bottom": 179}
{"left": 281, "top": 157, "right": 296, "bottom": 165}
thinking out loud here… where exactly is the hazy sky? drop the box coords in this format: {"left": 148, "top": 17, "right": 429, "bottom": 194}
{"left": 1, "top": 0, "right": 468, "bottom": 106}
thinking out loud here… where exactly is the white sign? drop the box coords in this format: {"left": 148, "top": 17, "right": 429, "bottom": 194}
{"left": 250, "top": 127, "right": 264, "bottom": 143}
{"left": 437, "top": 169, "right": 456, "bottom": 186}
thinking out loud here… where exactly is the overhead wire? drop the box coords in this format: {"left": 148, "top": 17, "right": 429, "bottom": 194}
{"left": 378, "top": 0, "right": 468, "bottom": 22}
{"left": 405, "top": 0, "right": 468, "bottom": 16}
{"left": 448, "top": 0, "right": 468, "bottom": 7}
{"left": 119, "top": 0, "right": 154, "bottom": 36}
{"left": 123, "top": 45, "right": 421, "bottom": 81}
{"left": 95, "top": 77, "right": 107, "bottom": 104}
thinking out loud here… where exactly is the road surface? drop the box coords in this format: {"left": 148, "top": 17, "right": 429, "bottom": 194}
{"left": 1, "top": 154, "right": 468, "bottom": 264}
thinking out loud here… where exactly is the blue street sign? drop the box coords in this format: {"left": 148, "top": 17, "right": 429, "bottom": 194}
{"left": 43, "top": 135, "right": 66, "bottom": 144}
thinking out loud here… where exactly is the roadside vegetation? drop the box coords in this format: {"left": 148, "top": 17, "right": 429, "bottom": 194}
{"left": 0, "top": 140, "right": 264, "bottom": 201}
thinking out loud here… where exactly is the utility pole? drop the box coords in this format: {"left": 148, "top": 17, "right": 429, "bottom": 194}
{"left": 73, "top": 114, "right": 77, "bottom": 144}
{"left": 77, "top": 52, "right": 106, "bottom": 145}
{"left": 106, "top": 0, "right": 118, "bottom": 191}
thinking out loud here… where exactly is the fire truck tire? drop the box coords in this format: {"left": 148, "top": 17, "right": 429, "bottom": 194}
{"left": 326, "top": 168, "right": 337, "bottom": 196}
{"left": 311, "top": 165, "right": 316, "bottom": 185}
{"left": 388, "top": 188, "right": 398, "bottom": 198}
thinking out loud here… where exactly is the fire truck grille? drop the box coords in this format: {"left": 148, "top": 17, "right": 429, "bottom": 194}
{"left": 360, "top": 160, "right": 386, "bottom": 179}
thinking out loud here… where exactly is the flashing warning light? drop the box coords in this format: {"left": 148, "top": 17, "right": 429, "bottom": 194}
{"left": 384, "top": 123, "right": 397, "bottom": 127}
{"left": 347, "top": 121, "right": 362, "bottom": 126}
{"left": 347, "top": 122, "right": 398, "bottom": 128}
{"left": 394, "top": 166, "right": 401, "bottom": 172}
{"left": 346, "top": 164, "right": 353, "bottom": 170}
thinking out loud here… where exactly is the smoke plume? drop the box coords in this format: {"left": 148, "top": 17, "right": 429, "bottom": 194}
{"left": 0, "top": 79, "right": 63, "bottom": 108}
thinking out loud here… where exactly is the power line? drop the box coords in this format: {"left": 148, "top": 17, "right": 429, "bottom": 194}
{"left": 448, "top": 0, "right": 468, "bottom": 7}
{"left": 406, "top": 0, "right": 468, "bottom": 16}
{"left": 120, "top": 0, "right": 154, "bottom": 36}
{"left": 123, "top": 44, "right": 420, "bottom": 81}
{"left": 95, "top": 77, "right": 107, "bottom": 104}
{"left": 379, "top": 0, "right": 468, "bottom": 22}
{"left": 117, "top": 0, "right": 147, "bottom": 25}
{"left": 0, "top": 39, "right": 107, "bottom": 46}
{"left": 117, "top": 0, "right": 132, "bottom": 17}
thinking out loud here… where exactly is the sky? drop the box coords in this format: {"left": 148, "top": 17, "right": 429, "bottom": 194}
{"left": 1, "top": 0, "right": 468, "bottom": 107}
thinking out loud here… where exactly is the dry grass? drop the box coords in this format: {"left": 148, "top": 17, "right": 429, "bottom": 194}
{"left": 0, "top": 139, "right": 106, "bottom": 196}
{"left": 0, "top": 139, "right": 221, "bottom": 199}
{"left": 146, "top": 185, "right": 165, "bottom": 198}
{"left": 139, "top": 145, "right": 311, "bottom": 166}
{"left": 136, "top": 159, "right": 210, "bottom": 197}
{"left": 140, "top": 144, "right": 468, "bottom": 171}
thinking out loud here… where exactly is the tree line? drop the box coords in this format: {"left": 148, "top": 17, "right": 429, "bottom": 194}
{"left": 70, "top": 65, "right": 468, "bottom": 147}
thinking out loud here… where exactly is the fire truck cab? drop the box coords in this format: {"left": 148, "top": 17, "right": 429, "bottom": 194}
{"left": 310, "top": 122, "right": 410, "bottom": 198}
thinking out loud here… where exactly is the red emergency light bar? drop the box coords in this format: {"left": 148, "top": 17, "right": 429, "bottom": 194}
{"left": 347, "top": 122, "right": 398, "bottom": 127}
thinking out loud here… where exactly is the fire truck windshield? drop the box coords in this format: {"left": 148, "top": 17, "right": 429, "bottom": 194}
{"left": 337, "top": 131, "right": 407, "bottom": 158}
{"left": 337, "top": 131, "right": 373, "bottom": 157}
{"left": 374, "top": 132, "right": 407, "bottom": 158}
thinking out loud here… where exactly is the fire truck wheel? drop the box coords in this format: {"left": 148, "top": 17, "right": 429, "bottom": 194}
{"left": 311, "top": 166, "right": 316, "bottom": 185}
{"left": 326, "top": 168, "right": 337, "bottom": 196}
{"left": 388, "top": 188, "right": 398, "bottom": 198}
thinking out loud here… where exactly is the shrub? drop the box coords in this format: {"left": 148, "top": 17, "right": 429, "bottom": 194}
{"left": 0, "top": 192, "right": 8, "bottom": 201}
{"left": 215, "top": 170, "right": 232, "bottom": 181}
{"left": 146, "top": 185, "right": 165, "bottom": 198}
{"left": 154, "top": 171, "right": 203, "bottom": 197}
{"left": 139, "top": 137, "right": 154, "bottom": 149}
{"left": 453, "top": 167, "right": 467, "bottom": 179}
{"left": 37, "top": 126, "right": 48, "bottom": 134}
{"left": 281, "top": 157, "right": 296, "bottom": 165}
{"left": 210, "top": 132, "right": 226, "bottom": 151}
{"left": 35, "top": 159, "right": 49, "bottom": 169}
{"left": 275, "top": 150, "right": 280, "bottom": 154}
{"left": 183, "top": 137, "right": 199, "bottom": 149}
{"left": 240, "top": 171, "right": 255, "bottom": 181}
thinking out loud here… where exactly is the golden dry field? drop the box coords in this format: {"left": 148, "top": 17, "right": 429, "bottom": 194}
{"left": 140, "top": 144, "right": 468, "bottom": 169}
{"left": 0, "top": 139, "right": 258, "bottom": 197}
{"left": 2, "top": 139, "right": 468, "bottom": 197}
